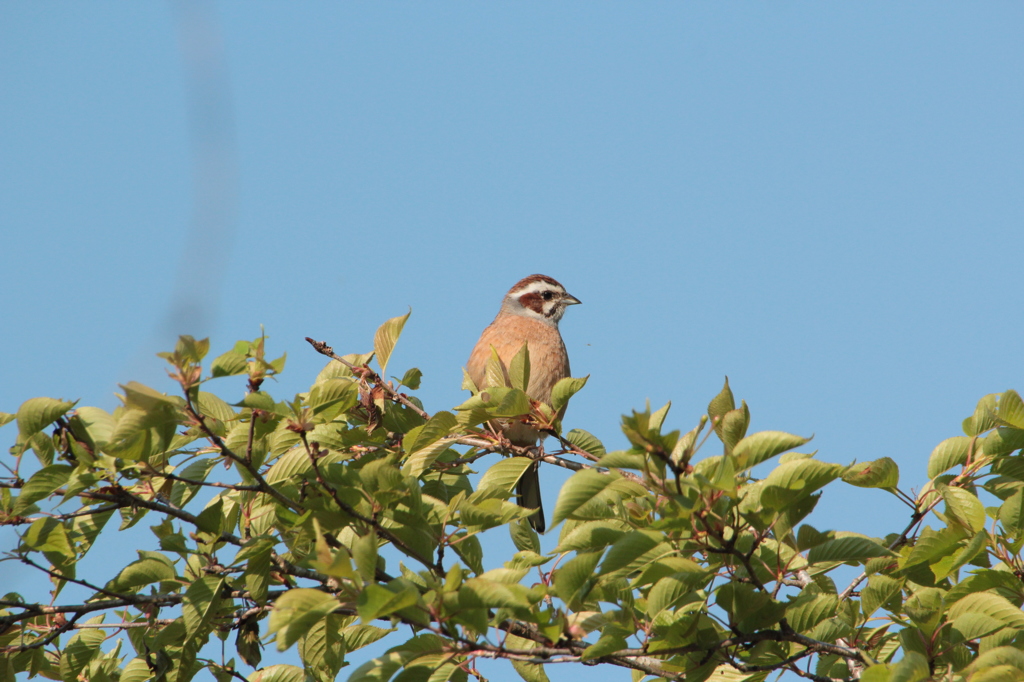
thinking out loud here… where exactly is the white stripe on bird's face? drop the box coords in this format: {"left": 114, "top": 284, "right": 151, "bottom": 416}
{"left": 503, "top": 276, "right": 579, "bottom": 325}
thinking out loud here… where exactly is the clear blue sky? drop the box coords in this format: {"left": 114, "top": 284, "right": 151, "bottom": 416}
{"left": 2, "top": 3, "right": 1023, "bottom": 680}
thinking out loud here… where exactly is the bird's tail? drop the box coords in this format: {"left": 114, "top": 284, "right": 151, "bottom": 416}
{"left": 516, "top": 462, "right": 545, "bottom": 533}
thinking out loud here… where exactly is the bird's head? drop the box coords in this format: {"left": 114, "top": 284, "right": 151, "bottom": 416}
{"left": 501, "top": 274, "right": 581, "bottom": 325}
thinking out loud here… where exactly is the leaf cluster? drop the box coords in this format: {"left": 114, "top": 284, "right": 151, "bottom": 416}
{"left": 2, "top": 319, "right": 1024, "bottom": 682}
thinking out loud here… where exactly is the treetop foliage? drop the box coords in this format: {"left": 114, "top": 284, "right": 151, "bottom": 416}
{"left": 3, "top": 313, "right": 1024, "bottom": 682}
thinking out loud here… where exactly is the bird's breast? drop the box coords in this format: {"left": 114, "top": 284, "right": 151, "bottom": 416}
{"left": 467, "top": 314, "right": 570, "bottom": 404}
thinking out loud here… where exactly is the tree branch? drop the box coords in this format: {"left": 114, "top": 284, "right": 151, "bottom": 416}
{"left": 305, "top": 337, "right": 430, "bottom": 420}
{"left": 182, "top": 392, "right": 305, "bottom": 515}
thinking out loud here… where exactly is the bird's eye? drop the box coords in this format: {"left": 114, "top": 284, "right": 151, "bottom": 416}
{"left": 542, "top": 291, "right": 554, "bottom": 301}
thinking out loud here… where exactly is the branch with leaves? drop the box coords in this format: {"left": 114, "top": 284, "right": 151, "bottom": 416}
{"left": 3, "top": 314, "right": 1024, "bottom": 682}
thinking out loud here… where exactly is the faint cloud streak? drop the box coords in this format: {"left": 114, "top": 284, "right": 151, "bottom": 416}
{"left": 165, "top": 0, "right": 237, "bottom": 338}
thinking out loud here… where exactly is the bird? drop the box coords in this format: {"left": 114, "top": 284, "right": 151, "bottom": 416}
{"left": 466, "top": 274, "right": 581, "bottom": 533}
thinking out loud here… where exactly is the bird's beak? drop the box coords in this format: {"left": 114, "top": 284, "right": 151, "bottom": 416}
{"left": 564, "top": 293, "right": 581, "bottom": 305}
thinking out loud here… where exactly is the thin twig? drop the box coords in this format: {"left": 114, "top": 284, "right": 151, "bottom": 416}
{"left": 305, "top": 337, "right": 430, "bottom": 420}
{"left": 18, "top": 554, "right": 134, "bottom": 601}
{"left": 154, "top": 472, "right": 260, "bottom": 491}
{"left": 182, "top": 392, "right": 304, "bottom": 514}
{"left": 303, "top": 438, "right": 444, "bottom": 577}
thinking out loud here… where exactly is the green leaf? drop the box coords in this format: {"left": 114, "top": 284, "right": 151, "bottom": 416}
{"left": 967, "top": 647, "right": 1024, "bottom": 677}
{"left": 265, "top": 448, "right": 314, "bottom": 485}
{"left": 308, "top": 378, "right": 359, "bottom": 416}
{"left": 983, "top": 427, "right": 1024, "bottom": 457}
{"left": 903, "top": 526, "right": 968, "bottom": 569}
{"left": 565, "top": 428, "right": 606, "bottom": 457}
{"left": 352, "top": 532, "right": 379, "bottom": 585}
{"left": 484, "top": 346, "right": 510, "bottom": 389}
{"left": 347, "top": 635, "right": 444, "bottom": 682}
{"left": 507, "top": 633, "right": 551, "bottom": 682}
{"left": 964, "top": 394, "right": 998, "bottom": 437}
{"left": 357, "top": 583, "right": 420, "bottom": 623}
{"left": 11, "top": 464, "right": 72, "bottom": 515}
{"left": 210, "top": 348, "right": 249, "bottom": 377}
{"left": 843, "top": 457, "right": 900, "bottom": 489}
{"left": 182, "top": 576, "right": 225, "bottom": 642}
{"left": 296, "top": 617, "right": 349, "bottom": 680}
{"left": 580, "top": 626, "right": 630, "bottom": 661}
{"left": 944, "top": 529, "right": 989, "bottom": 578}
{"left": 238, "top": 391, "right": 276, "bottom": 412}
{"left": 784, "top": 593, "right": 839, "bottom": 633}
{"left": 889, "top": 651, "right": 929, "bottom": 682}
{"left": 732, "top": 430, "right": 809, "bottom": 470}
{"left": 1000, "top": 490, "right": 1024, "bottom": 539}
{"left": 403, "top": 440, "right": 455, "bottom": 479}
{"left": 551, "top": 376, "right": 589, "bottom": 414}
{"left": 646, "top": 573, "right": 698, "bottom": 618}
{"left": 196, "top": 497, "right": 225, "bottom": 534}
{"left": 760, "top": 459, "right": 843, "bottom": 509}
{"left": 74, "top": 406, "right": 115, "bottom": 447}
{"left": 904, "top": 587, "right": 945, "bottom": 634}
{"left": 718, "top": 403, "right": 749, "bottom": 453}
{"left": 456, "top": 387, "right": 532, "bottom": 419}
{"left": 425, "top": 660, "right": 463, "bottom": 682}
{"left": 928, "top": 436, "right": 972, "bottom": 478}
{"left": 510, "top": 519, "right": 541, "bottom": 554}
{"left": 508, "top": 344, "right": 531, "bottom": 393}
{"left": 67, "top": 508, "right": 113, "bottom": 564}
{"left": 243, "top": 541, "right": 273, "bottom": 604}
{"left": 698, "top": 453, "right": 737, "bottom": 493}
{"left": 451, "top": 533, "right": 484, "bottom": 575}
{"left": 340, "top": 624, "right": 396, "bottom": 653}
{"left": 942, "top": 485, "right": 986, "bottom": 532}
{"left": 807, "top": 536, "right": 892, "bottom": 564}
{"left": 599, "top": 530, "right": 663, "bottom": 576}
{"left": 174, "top": 335, "right": 210, "bottom": 363}
{"left": 996, "top": 390, "right": 1024, "bottom": 430}
{"left": 861, "top": 575, "right": 903, "bottom": 616}
{"left": 374, "top": 310, "right": 411, "bottom": 376}
{"left": 948, "top": 592, "right": 1024, "bottom": 630}
{"left": 461, "top": 367, "right": 479, "bottom": 393}
{"left": 670, "top": 420, "right": 704, "bottom": 466}
{"left": 596, "top": 451, "right": 647, "bottom": 470}
{"left": 951, "top": 612, "right": 1007, "bottom": 642}
{"left": 553, "top": 551, "right": 601, "bottom": 607}
{"left": 58, "top": 624, "right": 106, "bottom": 682}
{"left": 0, "top": 412, "right": 14, "bottom": 428}
{"left": 555, "top": 520, "right": 627, "bottom": 554}
{"left": 399, "top": 368, "right": 423, "bottom": 390}
{"left": 649, "top": 401, "right": 672, "bottom": 434}
{"left": 315, "top": 352, "right": 374, "bottom": 384}
{"left": 196, "top": 391, "right": 236, "bottom": 423}
{"left": 550, "top": 469, "right": 622, "bottom": 527}
{"left": 17, "top": 397, "right": 75, "bottom": 437}
{"left": 476, "top": 457, "right": 534, "bottom": 498}
{"left": 121, "top": 381, "right": 182, "bottom": 409}
{"left": 947, "top": 570, "right": 1024, "bottom": 604}
{"left": 22, "top": 517, "right": 73, "bottom": 556}
{"left": 270, "top": 350, "right": 286, "bottom": 372}
{"left": 106, "top": 556, "right": 176, "bottom": 592}
{"left": 404, "top": 411, "right": 457, "bottom": 457}
{"left": 249, "top": 665, "right": 309, "bottom": 682}
{"left": 704, "top": 666, "right": 770, "bottom": 682}
{"left": 708, "top": 378, "right": 735, "bottom": 436}
{"left": 859, "top": 665, "right": 892, "bottom": 682}
{"left": 121, "top": 658, "right": 158, "bottom": 682}
{"left": 269, "top": 589, "right": 341, "bottom": 651}
{"left": 461, "top": 578, "right": 532, "bottom": 609}
{"left": 170, "top": 458, "right": 218, "bottom": 508}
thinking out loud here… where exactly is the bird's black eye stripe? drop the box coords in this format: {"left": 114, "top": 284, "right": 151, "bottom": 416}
{"left": 541, "top": 291, "right": 554, "bottom": 301}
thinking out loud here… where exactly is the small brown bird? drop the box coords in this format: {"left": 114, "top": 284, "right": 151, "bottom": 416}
{"left": 466, "top": 274, "right": 581, "bottom": 533}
